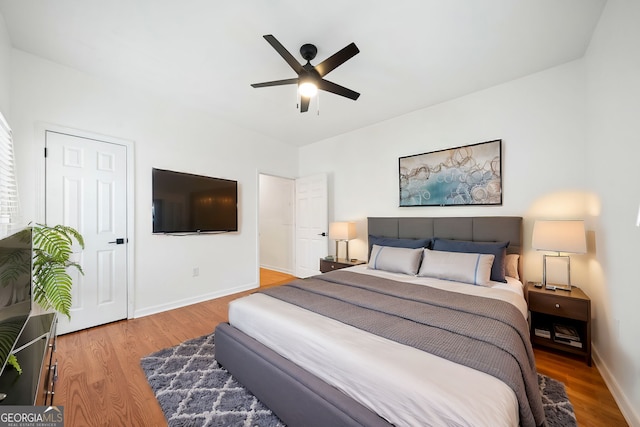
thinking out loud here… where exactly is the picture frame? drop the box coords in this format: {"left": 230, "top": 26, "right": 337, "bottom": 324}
{"left": 399, "top": 139, "right": 502, "bottom": 207}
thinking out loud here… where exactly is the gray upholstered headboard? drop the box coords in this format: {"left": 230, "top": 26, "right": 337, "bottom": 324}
{"left": 367, "top": 216, "right": 523, "bottom": 256}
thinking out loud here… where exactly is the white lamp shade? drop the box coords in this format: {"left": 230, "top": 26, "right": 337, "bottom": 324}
{"left": 532, "top": 220, "right": 587, "bottom": 254}
{"left": 329, "top": 222, "right": 356, "bottom": 241}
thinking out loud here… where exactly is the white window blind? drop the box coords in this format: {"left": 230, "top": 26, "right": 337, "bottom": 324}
{"left": 0, "top": 112, "right": 20, "bottom": 237}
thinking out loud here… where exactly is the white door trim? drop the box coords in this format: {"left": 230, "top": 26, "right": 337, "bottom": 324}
{"left": 35, "top": 123, "right": 135, "bottom": 319}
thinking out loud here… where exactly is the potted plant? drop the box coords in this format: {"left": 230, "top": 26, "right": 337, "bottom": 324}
{"left": 3, "top": 224, "right": 84, "bottom": 373}
{"left": 32, "top": 223, "right": 85, "bottom": 318}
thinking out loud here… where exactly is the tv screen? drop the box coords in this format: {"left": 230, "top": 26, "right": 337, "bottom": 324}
{"left": 0, "top": 228, "right": 32, "bottom": 377}
{"left": 152, "top": 168, "right": 238, "bottom": 234}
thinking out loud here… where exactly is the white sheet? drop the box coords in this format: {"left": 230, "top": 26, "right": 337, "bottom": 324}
{"left": 229, "top": 269, "right": 525, "bottom": 427}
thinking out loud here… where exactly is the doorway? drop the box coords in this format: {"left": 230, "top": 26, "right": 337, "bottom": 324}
{"left": 258, "top": 174, "right": 295, "bottom": 275}
{"left": 258, "top": 173, "right": 328, "bottom": 279}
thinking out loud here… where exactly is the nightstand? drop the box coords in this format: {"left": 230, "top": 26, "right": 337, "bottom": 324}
{"left": 319, "top": 258, "right": 366, "bottom": 273}
{"left": 527, "top": 283, "right": 591, "bottom": 366}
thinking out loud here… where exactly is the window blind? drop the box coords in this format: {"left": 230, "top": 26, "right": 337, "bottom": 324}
{"left": 0, "top": 112, "right": 20, "bottom": 237}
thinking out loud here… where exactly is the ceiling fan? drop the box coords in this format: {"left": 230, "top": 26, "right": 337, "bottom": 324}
{"left": 251, "top": 34, "right": 360, "bottom": 113}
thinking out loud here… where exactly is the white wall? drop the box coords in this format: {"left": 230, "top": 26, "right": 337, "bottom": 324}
{"left": 0, "top": 12, "right": 10, "bottom": 116}
{"left": 10, "top": 50, "right": 299, "bottom": 317}
{"left": 300, "top": 60, "right": 590, "bottom": 283}
{"left": 584, "top": 0, "right": 640, "bottom": 424}
{"left": 259, "top": 174, "right": 295, "bottom": 274}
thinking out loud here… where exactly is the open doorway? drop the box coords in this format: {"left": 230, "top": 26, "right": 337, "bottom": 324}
{"left": 258, "top": 174, "right": 295, "bottom": 275}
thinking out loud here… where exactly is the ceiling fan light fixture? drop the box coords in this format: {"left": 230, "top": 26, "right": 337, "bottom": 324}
{"left": 251, "top": 35, "right": 360, "bottom": 113}
{"left": 298, "top": 81, "right": 318, "bottom": 98}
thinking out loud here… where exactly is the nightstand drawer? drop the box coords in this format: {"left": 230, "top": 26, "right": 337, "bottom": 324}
{"left": 319, "top": 258, "right": 365, "bottom": 273}
{"left": 322, "top": 261, "right": 344, "bottom": 272}
{"left": 529, "top": 293, "right": 589, "bottom": 321}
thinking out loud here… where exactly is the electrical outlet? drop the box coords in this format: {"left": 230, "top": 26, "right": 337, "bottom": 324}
{"left": 192, "top": 267, "right": 199, "bottom": 277}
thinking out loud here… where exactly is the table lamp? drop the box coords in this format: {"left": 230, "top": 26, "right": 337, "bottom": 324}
{"left": 329, "top": 222, "right": 356, "bottom": 261}
{"left": 532, "top": 220, "right": 587, "bottom": 291}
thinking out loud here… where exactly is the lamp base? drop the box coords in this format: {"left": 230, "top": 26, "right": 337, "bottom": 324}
{"left": 543, "top": 254, "right": 573, "bottom": 291}
{"left": 335, "top": 240, "right": 350, "bottom": 261}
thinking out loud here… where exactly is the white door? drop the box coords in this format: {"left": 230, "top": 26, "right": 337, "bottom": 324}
{"left": 45, "top": 130, "right": 129, "bottom": 334}
{"left": 295, "top": 174, "right": 328, "bottom": 277}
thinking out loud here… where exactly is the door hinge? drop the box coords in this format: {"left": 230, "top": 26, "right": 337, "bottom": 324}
{"left": 44, "top": 147, "right": 48, "bottom": 158}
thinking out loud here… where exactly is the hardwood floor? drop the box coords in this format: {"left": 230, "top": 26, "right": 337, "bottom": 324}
{"left": 55, "top": 269, "right": 627, "bottom": 426}
{"left": 534, "top": 348, "right": 628, "bottom": 427}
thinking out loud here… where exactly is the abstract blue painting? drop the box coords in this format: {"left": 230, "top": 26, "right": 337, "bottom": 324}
{"left": 399, "top": 139, "right": 502, "bottom": 206}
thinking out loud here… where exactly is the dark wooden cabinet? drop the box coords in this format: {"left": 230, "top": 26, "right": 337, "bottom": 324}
{"left": 527, "top": 283, "right": 591, "bottom": 365}
{"left": 0, "top": 313, "right": 57, "bottom": 405}
{"left": 320, "top": 258, "right": 366, "bottom": 273}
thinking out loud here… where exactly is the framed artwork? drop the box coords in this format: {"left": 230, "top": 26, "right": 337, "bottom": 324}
{"left": 399, "top": 139, "right": 502, "bottom": 207}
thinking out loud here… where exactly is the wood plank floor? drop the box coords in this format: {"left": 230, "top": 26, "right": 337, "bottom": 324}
{"left": 55, "top": 269, "right": 627, "bottom": 426}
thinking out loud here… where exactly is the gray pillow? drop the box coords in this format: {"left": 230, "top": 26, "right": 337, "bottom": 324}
{"left": 432, "top": 238, "right": 509, "bottom": 283}
{"left": 368, "top": 245, "right": 423, "bottom": 275}
{"left": 368, "top": 235, "right": 431, "bottom": 259}
{"left": 418, "top": 249, "right": 495, "bottom": 286}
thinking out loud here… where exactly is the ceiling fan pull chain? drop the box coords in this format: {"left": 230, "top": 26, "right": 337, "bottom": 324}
{"left": 317, "top": 93, "right": 320, "bottom": 116}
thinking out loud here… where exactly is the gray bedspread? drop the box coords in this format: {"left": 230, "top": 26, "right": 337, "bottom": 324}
{"left": 260, "top": 270, "right": 546, "bottom": 427}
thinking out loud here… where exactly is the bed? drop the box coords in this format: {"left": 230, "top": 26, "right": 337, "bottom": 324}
{"left": 215, "top": 216, "right": 545, "bottom": 427}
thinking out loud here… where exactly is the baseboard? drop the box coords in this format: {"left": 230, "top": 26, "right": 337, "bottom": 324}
{"left": 133, "top": 282, "right": 258, "bottom": 319}
{"left": 260, "top": 264, "right": 294, "bottom": 275}
{"left": 592, "top": 346, "right": 640, "bottom": 427}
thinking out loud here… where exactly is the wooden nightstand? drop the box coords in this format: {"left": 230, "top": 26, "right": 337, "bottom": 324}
{"left": 319, "top": 258, "right": 366, "bottom": 273}
{"left": 527, "top": 282, "right": 591, "bottom": 366}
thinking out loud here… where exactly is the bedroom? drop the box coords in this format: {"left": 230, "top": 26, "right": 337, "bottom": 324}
{"left": 0, "top": 0, "right": 638, "bottom": 426}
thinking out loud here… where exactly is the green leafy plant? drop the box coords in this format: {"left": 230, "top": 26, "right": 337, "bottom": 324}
{"left": 0, "top": 224, "right": 83, "bottom": 375}
{"left": 32, "top": 224, "right": 85, "bottom": 319}
{"left": 7, "top": 354, "right": 22, "bottom": 374}
{"left": 0, "top": 319, "right": 26, "bottom": 373}
{"left": 0, "top": 228, "right": 33, "bottom": 375}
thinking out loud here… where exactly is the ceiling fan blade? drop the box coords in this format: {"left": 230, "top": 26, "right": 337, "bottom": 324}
{"left": 300, "top": 96, "right": 310, "bottom": 113}
{"left": 263, "top": 35, "right": 304, "bottom": 75}
{"left": 314, "top": 42, "right": 359, "bottom": 77}
{"left": 317, "top": 79, "right": 360, "bottom": 100}
{"left": 251, "top": 78, "right": 299, "bottom": 88}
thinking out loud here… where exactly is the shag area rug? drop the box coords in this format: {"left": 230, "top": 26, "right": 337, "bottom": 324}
{"left": 141, "top": 333, "right": 577, "bottom": 427}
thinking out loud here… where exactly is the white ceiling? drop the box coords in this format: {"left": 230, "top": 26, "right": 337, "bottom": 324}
{"left": 0, "top": 0, "right": 606, "bottom": 147}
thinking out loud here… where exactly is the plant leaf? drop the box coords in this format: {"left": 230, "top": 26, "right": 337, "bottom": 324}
{"left": 7, "top": 354, "right": 22, "bottom": 375}
{"left": 32, "top": 224, "right": 84, "bottom": 319}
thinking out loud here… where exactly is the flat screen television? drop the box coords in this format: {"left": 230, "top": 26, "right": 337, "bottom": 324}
{"left": 152, "top": 168, "right": 238, "bottom": 234}
{"left": 0, "top": 228, "right": 32, "bottom": 377}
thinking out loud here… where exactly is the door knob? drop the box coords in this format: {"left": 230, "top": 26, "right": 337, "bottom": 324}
{"left": 318, "top": 232, "right": 327, "bottom": 237}
{"left": 108, "top": 238, "right": 127, "bottom": 244}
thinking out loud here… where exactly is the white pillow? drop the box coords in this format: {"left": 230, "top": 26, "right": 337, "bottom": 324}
{"left": 418, "top": 249, "right": 495, "bottom": 286}
{"left": 368, "top": 245, "right": 423, "bottom": 275}
{"left": 505, "top": 254, "right": 520, "bottom": 279}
